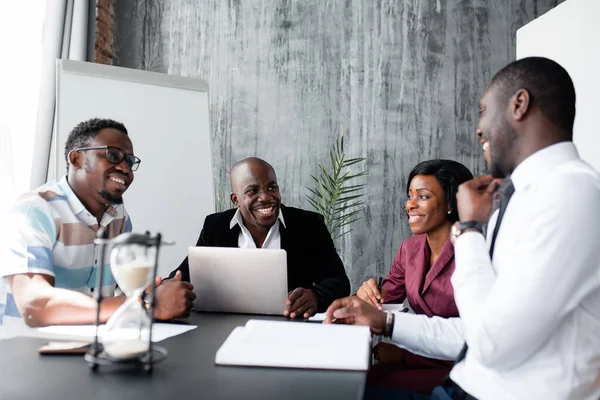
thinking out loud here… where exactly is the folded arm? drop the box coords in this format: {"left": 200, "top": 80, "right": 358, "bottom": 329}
{"left": 453, "top": 176, "right": 600, "bottom": 370}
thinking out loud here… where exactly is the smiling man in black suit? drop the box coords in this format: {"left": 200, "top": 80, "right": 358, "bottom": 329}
{"left": 168, "top": 157, "right": 350, "bottom": 318}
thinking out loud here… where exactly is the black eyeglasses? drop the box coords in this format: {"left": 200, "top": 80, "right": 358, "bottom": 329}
{"left": 74, "top": 145, "right": 141, "bottom": 171}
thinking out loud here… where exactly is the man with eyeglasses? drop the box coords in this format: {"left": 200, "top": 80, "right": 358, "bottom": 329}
{"left": 0, "top": 118, "right": 195, "bottom": 338}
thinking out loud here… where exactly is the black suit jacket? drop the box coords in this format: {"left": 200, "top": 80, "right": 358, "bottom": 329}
{"left": 168, "top": 205, "right": 350, "bottom": 312}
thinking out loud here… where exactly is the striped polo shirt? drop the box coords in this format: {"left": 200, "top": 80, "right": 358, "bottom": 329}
{"left": 0, "top": 176, "right": 132, "bottom": 338}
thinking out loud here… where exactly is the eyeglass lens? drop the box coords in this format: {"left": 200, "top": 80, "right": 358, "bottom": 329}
{"left": 106, "top": 147, "right": 139, "bottom": 171}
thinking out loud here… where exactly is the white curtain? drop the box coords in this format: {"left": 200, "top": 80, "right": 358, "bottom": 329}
{"left": 0, "top": 131, "right": 14, "bottom": 192}
{"left": 0, "top": 1, "right": 47, "bottom": 209}
{"left": 30, "top": 0, "right": 96, "bottom": 189}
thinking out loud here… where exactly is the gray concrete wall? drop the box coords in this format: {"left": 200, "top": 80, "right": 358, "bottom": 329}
{"left": 114, "top": 0, "right": 563, "bottom": 291}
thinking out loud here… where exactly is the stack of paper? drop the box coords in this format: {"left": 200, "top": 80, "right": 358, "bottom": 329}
{"left": 215, "top": 319, "right": 371, "bottom": 371}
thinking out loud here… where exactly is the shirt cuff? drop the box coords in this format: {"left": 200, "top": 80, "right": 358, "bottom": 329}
{"left": 452, "top": 230, "right": 488, "bottom": 284}
{"left": 389, "top": 312, "right": 465, "bottom": 360}
{"left": 455, "top": 229, "right": 485, "bottom": 248}
{"left": 390, "top": 312, "right": 427, "bottom": 348}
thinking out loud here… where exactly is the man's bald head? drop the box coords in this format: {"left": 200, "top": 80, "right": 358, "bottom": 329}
{"left": 230, "top": 157, "right": 276, "bottom": 189}
{"left": 229, "top": 157, "right": 281, "bottom": 233}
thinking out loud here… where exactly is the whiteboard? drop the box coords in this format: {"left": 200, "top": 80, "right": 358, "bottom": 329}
{"left": 54, "top": 60, "right": 214, "bottom": 277}
{"left": 516, "top": 0, "right": 600, "bottom": 172}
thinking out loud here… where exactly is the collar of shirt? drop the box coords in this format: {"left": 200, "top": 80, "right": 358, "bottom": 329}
{"left": 58, "top": 176, "right": 120, "bottom": 228}
{"left": 229, "top": 207, "right": 286, "bottom": 230}
{"left": 510, "top": 141, "right": 579, "bottom": 192}
{"left": 229, "top": 207, "right": 286, "bottom": 249}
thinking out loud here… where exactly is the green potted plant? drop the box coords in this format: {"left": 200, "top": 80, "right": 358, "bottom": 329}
{"left": 307, "top": 132, "right": 367, "bottom": 245}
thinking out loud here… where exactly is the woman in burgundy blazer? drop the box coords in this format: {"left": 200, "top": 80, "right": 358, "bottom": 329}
{"left": 357, "top": 159, "right": 473, "bottom": 394}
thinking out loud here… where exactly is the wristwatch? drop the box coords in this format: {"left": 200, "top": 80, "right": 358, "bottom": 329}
{"left": 450, "top": 220, "right": 484, "bottom": 245}
{"left": 383, "top": 312, "right": 395, "bottom": 338}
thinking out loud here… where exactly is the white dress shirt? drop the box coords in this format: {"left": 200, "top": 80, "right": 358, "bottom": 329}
{"left": 392, "top": 142, "right": 600, "bottom": 399}
{"left": 229, "top": 208, "right": 286, "bottom": 249}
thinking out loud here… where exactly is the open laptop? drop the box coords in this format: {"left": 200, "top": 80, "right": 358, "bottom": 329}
{"left": 188, "top": 247, "right": 288, "bottom": 315}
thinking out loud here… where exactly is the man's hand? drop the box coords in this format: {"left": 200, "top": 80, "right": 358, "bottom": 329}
{"left": 153, "top": 270, "right": 196, "bottom": 320}
{"left": 456, "top": 175, "right": 503, "bottom": 223}
{"left": 357, "top": 278, "right": 385, "bottom": 310}
{"left": 324, "top": 296, "right": 386, "bottom": 334}
{"left": 283, "top": 288, "right": 318, "bottom": 319}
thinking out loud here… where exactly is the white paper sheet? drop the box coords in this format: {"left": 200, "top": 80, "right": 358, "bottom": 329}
{"left": 215, "top": 319, "right": 371, "bottom": 370}
{"left": 307, "top": 313, "right": 327, "bottom": 322}
{"left": 29, "top": 323, "right": 197, "bottom": 342}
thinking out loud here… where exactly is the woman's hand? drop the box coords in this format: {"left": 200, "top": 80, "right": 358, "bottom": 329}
{"left": 357, "top": 278, "right": 385, "bottom": 310}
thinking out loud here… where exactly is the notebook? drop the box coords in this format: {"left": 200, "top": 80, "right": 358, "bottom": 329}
{"left": 215, "top": 319, "right": 371, "bottom": 371}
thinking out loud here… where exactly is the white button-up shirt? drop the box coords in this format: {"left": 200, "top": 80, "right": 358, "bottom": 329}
{"left": 391, "top": 142, "right": 600, "bottom": 399}
{"left": 229, "top": 208, "right": 286, "bottom": 249}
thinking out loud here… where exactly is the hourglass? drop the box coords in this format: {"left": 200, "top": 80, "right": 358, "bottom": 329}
{"left": 85, "top": 230, "right": 168, "bottom": 372}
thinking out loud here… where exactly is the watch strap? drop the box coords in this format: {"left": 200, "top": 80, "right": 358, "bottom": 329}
{"left": 383, "top": 312, "right": 395, "bottom": 337}
{"left": 458, "top": 220, "right": 484, "bottom": 234}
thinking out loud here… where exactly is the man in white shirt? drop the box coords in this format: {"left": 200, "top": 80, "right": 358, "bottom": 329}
{"left": 324, "top": 57, "right": 600, "bottom": 400}
{"left": 169, "top": 157, "right": 351, "bottom": 319}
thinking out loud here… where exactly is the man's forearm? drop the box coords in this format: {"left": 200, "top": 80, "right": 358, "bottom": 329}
{"left": 28, "top": 289, "right": 126, "bottom": 326}
{"left": 391, "top": 313, "right": 464, "bottom": 360}
{"left": 15, "top": 283, "right": 125, "bottom": 327}
{"left": 10, "top": 273, "right": 127, "bottom": 327}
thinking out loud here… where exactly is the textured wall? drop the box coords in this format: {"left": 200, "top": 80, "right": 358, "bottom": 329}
{"left": 114, "top": 0, "right": 563, "bottom": 291}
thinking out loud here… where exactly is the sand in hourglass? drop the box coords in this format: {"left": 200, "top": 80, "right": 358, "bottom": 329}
{"left": 112, "top": 263, "right": 153, "bottom": 294}
{"left": 104, "top": 336, "right": 150, "bottom": 359}
{"left": 104, "top": 262, "right": 154, "bottom": 359}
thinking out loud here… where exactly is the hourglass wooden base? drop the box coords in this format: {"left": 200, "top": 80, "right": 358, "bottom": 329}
{"left": 85, "top": 344, "right": 168, "bottom": 373}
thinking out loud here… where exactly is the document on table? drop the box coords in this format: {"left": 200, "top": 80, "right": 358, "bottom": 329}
{"left": 215, "top": 319, "right": 371, "bottom": 371}
{"left": 29, "top": 323, "right": 197, "bottom": 342}
{"left": 308, "top": 303, "right": 408, "bottom": 322}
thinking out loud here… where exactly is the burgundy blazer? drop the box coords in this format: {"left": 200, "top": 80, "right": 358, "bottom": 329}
{"left": 381, "top": 234, "right": 458, "bottom": 318}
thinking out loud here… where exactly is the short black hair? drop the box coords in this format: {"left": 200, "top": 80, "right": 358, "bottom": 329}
{"left": 64, "top": 118, "right": 128, "bottom": 168}
{"left": 489, "top": 57, "right": 576, "bottom": 134}
{"left": 406, "top": 159, "right": 474, "bottom": 223}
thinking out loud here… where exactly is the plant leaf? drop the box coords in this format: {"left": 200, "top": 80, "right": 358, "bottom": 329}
{"left": 306, "top": 134, "right": 368, "bottom": 241}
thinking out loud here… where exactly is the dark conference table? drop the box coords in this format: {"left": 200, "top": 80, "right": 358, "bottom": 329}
{"left": 0, "top": 313, "right": 367, "bottom": 400}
